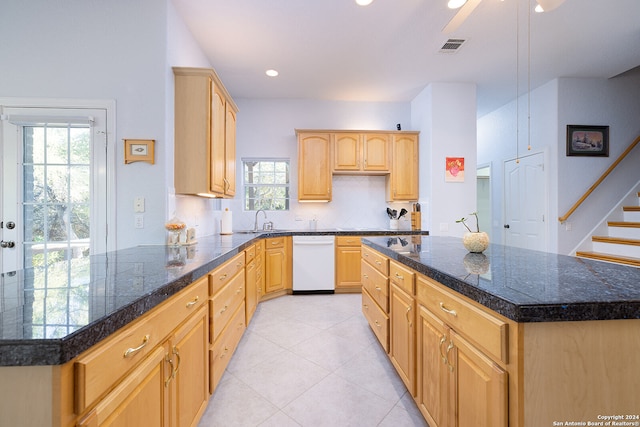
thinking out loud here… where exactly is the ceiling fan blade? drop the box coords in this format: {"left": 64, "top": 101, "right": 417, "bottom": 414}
{"left": 442, "top": 0, "right": 483, "bottom": 34}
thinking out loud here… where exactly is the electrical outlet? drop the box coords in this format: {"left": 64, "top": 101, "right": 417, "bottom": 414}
{"left": 565, "top": 221, "right": 572, "bottom": 231}
{"left": 135, "top": 214, "right": 144, "bottom": 229}
{"left": 134, "top": 197, "right": 145, "bottom": 213}
{"left": 439, "top": 222, "right": 449, "bottom": 232}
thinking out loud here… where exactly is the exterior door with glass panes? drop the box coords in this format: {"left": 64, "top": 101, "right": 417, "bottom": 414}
{"left": 0, "top": 107, "right": 108, "bottom": 273}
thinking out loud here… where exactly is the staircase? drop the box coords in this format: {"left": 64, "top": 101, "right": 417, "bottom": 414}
{"left": 576, "top": 192, "right": 640, "bottom": 267}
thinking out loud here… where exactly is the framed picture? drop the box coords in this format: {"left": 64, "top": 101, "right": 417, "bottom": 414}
{"left": 566, "top": 125, "right": 609, "bottom": 157}
{"left": 124, "top": 139, "right": 155, "bottom": 164}
{"left": 445, "top": 157, "right": 465, "bottom": 182}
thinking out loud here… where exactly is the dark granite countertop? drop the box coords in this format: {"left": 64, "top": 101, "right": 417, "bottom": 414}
{"left": 0, "top": 229, "right": 426, "bottom": 366}
{"left": 362, "top": 236, "right": 640, "bottom": 323}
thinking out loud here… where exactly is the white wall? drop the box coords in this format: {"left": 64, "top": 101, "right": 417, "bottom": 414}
{"left": 223, "top": 99, "right": 413, "bottom": 232}
{"left": 411, "top": 83, "right": 478, "bottom": 238}
{"left": 0, "top": 0, "right": 170, "bottom": 249}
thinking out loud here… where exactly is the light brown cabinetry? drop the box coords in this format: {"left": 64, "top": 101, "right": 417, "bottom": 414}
{"left": 208, "top": 252, "right": 246, "bottom": 392}
{"left": 245, "top": 244, "right": 258, "bottom": 324}
{"left": 389, "top": 261, "right": 416, "bottom": 396}
{"left": 74, "top": 277, "right": 209, "bottom": 427}
{"left": 297, "top": 132, "right": 332, "bottom": 201}
{"left": 335, "top": 236, "right": 361, "bottom": 292}
{"left": 416, "top": 275, "right": 508, "bottom": 427}
{"left": 387, "top": 133, "right": 419, "bottom": 201}
{"left": 333, "top": 133, "right": 389, "bottom": 173}
{"left": 360, "top": 246, "right": 390, "bottom": 352}
{"left": 263, "top": 236, "right": 292, "bottom": 297}
{"left": 173, "top": 67, "right": 238, "bottom": 198}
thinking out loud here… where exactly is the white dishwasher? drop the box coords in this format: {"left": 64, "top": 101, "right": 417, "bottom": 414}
{"left": 292, "top": 235, "right": 335, "bottom": 294}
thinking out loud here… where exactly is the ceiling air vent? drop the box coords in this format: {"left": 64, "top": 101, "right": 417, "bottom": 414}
{"left": 439, "top": 38, "right": 466, "bottom": 53}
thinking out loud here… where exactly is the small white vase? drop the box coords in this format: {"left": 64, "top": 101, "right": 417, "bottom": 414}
{"left": 462, "top": 231, "right": 489, "bottom": 253}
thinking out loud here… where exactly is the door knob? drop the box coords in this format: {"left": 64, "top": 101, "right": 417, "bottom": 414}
{"left": 1, "top": 240, "right": 16, "bottom": 248}
{"left": 5, "top": 221, "right": 15, "bottom": 230}
{"left": 504, "top": 224, "right": 510, "bottom": 229}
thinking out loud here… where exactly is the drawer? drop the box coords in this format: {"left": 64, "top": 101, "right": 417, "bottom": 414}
{"left": 389, "top": 260, "right": 415, "bottom": 295}
{"left": 245, "top": 244, "right": 256, "bottom": 263}
{"left": 265, "top": 237, "right": 285, "bottom": 249}
{"left": 417, "top": 275, "right": 509, "bottom": 364}
{"left": 361, "top": 259, "right": 389, "bottom": 312}
{"left": 209, "top": 252, "right": 245, "bottom": 295}
{"left": 362, "top": 288, "right": 389, "bottom": 352}
{"left": 361, "top": 245, "right": 389, "bottom": 275}
{"left": 336, "top": 236, "right": 361, "bottom": 246}
{"left": 74, "top": 276, "right": 207, "bottom": 413}
{"left": 210, "top": 270, "right": 245, "bottom": 342}
{"left": 210, "top": 302, "right": 246, "bottom": 392}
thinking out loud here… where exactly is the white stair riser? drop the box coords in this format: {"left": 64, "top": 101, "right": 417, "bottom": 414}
{"left": 623, "top": 211, "right": 640, "bottom": 222}
{"left": 608, "top": 226, "right": 640, "bottom": 239}
{"left": 592, "top": 241, "right": 640, "bottom": 258}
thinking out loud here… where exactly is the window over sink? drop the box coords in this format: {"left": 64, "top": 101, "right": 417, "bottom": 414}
{"left": 242, "top": 158, "right": 290, "bottom": 211}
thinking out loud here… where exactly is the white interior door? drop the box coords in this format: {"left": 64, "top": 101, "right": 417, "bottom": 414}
{"left": 1, "top": 106, "right": 108, "bottom": 273}
{"left": 504, "top": 152, "right": 547, "bottom": 251}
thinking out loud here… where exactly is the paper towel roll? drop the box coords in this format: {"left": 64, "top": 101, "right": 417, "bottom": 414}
{"left": 221, "top": 208, "right": 233, "bottom": 235}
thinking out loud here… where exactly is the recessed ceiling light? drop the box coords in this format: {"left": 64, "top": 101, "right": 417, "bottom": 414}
{"left": 265, "top": 69, "right": 279, "bottom": 77}
{"left": 356, "top": 0, "right": 373, "bottom": 6}
{"left": 447, "top": 0, "right": 467, "bottom": 9}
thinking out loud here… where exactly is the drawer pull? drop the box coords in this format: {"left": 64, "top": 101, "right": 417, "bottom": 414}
{"left": 220, "top": 305, "right": 228, "bottom": 314}
{"left": 236, "top": 286, "right": 243, "bottom": 294}
{"left": 219, "top": 273, "right": 228, "bottom": 281}
{"left": 186, "top": 296, "right": 199, "bottom": 308}
{"left": 395, "top": 273, "right": 404, "bottom": 280}
{"left": 374, "top": 320, "right": 382, "bottom": 329}
{"left": 272, "top": 241, "right": 279, "bottom": 245}
{"left": 375, "top": 260, "right": 381, "bottom": 265}
{"left": 375, "top": 286, "right": 381, "bottom": 291}
{"left": 221, "top": 346, "right": 229, "bottom": 358}
{"left": 363, "top": 274, "right": 369, "bottom": 279}
{"left": 439, "top": 335, "right": 447, "bottom": 364}
{"left": 364, "top": 253, "right": 369, "bottom": 257}
{"left": 439, "top": 302, "right": 457, "bottom": 317}
{"left": 363, "top": 304, "right": 369, "bottom": 309}
{"left": 123, "top": 334, "right": 150, "bottom": 358}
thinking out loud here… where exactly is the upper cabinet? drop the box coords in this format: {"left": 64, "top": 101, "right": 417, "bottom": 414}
{"left": 297, "top": 129, "right": 419, "bottom": 202}
{"left": 173, "top": 67, "right": 238, "bottom": 198}
{"left": 387, "top": 133, "right": 419, "bottom": 202}
{"left": 333, "top": 132, "right": 389, "bottom": 173}
{"left": 297, "top": 132, "right": 332, "bottom": 201}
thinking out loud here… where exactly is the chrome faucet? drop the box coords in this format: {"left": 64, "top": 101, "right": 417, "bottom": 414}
{"left": 253, "top": 209, "right": 267, "bottom": 232}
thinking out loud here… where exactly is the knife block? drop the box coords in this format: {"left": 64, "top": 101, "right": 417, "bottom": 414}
{"left": 411, "top": 212, "right": 421, "bottom": 230}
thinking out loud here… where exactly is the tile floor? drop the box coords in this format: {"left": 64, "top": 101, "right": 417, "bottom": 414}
{"left": 198, "top": 293, "right": 429, "bottom": 427}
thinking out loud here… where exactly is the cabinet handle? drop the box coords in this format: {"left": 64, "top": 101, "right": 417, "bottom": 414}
{"left": 439, "top": 335, "right": 447, "bottom": 364}
{"left": 446, "top": 340, "right": 455, "bottom": 372}
{"left": 220, "top": 305, "right": 228, "bottom": 314}
{"left": 223, "top": 178, "right": 230, "bottom": 191}
{"left": 272, "top": 241, "right": 278, "bottom": 245}
{"left": 219, "top": 273, "right": 228, "bottom": 281}
{"left": 363, "top": 304, "right": 369, "bottom": 309}
{"left": 237, "top": 261, "right": 242, "bottom": 267}
{"left": 186, "top": 296, "right": 199, "bottom": 308}
{"left": 374, "top": 320, "right": 382, "bottom": 329}
{"left": 364, "top": 253, "right": 369, "bottom": 257}
{"left": 375, "top": 286, "right": 381, "bottom": 291}
{"left": 172, "top": 346, "right": 181, "bottom": 379}
{"left": 375, "top": 260, "right": 381, "bottom": 265}
{"left": 236, "top": 286, "right": 243, "bottom": 294}
{"left": 165, "top": 353, "right": 174, "bottom": 387}
{"left": 394, "top": 273, "right": 404, "bottom": 280}
{"left": 363, "top": 274, "right": 369, "bottom": 279}
{"left": 439, "top": 302, "right": 457, "bottom": 317}
{"left": 405, "top": 305, "right": 412, "bottom": 327}
{"left": 221, "top": 346, "right": 229, "bottom": 359}
{"left": 123, "top": 334, "right": 150, "bottom": 358}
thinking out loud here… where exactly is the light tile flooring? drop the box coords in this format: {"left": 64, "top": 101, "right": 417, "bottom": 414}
{"left": 198, "top": 293, "right": 429, "bottom": 427}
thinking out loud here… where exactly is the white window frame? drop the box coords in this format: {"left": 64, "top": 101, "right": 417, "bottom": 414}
{"left": 242, "top": 158, "right": 290, "bottom": 211}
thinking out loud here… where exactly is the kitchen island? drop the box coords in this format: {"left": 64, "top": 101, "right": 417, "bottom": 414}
{"left": 1, "top": 233, "right": 639, "bottom": 426}
{"left": 361, "top": 236, "right": 640, "bottom": 427}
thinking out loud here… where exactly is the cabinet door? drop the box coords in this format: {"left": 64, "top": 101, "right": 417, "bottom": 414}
{"left": 450, "top": 331, "right": 508, "bottom": 427}
{"left": 76, "top": 346, "right": 170, "bottom": 427}
{"left": 265, "top": 247, "right": 285, "bottom": 293}
{"left": 335, "top": 245, "right": 361, "bottom": 290}
{"left": 417, "top": 306, "right": 449, "bottom": 427}
{"left": 363, "top": 134, "right": 390, "bottom": 172}
{"left": 224, "top": 103, "right": 236, "bottom": 196}
{"left": 210, "top": 87, "right": 226, "bottom": 194}
{"left": 170, "top": 306, "right": 209, "bottom": 427}
{"left": 245, "top": 259, "right": 257, "bottom": 324}
{"left": 388, "top": 134, "right": 418, "bottom": 201}
{"left": 298, "top": 133, "right": 332, "bottom": 201}
{"left": 333, "top": 133, "right": 361, "bottom": 171}
{"left": 389, "top": 283, "right": 416, "bottom": 395}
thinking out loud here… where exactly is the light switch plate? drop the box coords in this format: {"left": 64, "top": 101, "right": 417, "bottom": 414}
{"left": 134, "top": 197, "right": 145, "bottom": 213}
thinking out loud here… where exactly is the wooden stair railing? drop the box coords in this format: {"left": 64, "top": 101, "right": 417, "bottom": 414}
{"left": 559, "top": 135, "right": 640, "bottom": 223}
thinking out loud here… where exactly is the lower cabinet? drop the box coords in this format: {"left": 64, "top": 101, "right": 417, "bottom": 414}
{"left": 335, "top": 236, "right": 362, "bottom": 292}
{"left": 75, "top": 277, "right": 209, "bottom": 427}
{"left": 389, "top": 283, "right": 415, "bottom": 395}
{"left": 264, "top": 236, "right": 291, "bottom": 297}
